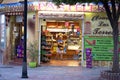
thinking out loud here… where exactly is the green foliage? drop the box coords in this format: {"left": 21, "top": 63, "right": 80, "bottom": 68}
{"left": 27, "top": 41, "right": 38, "bottom": 62}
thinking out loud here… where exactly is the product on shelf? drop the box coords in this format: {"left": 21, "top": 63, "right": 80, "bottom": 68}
{"left": 41, "top": 31, "right": 52, "bottom": 63}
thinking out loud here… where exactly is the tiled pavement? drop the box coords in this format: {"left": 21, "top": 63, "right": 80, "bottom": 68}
{"left": 0, "top": 64, "right": 109, "bottom": 80}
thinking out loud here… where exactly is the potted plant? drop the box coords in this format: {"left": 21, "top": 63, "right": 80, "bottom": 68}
{"left": 27, "top": 41, "right": 38, "bottom": 68}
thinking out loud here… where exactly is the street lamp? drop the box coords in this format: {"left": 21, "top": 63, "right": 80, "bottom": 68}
{"left": 21, "top": 0, "right": 28, "bottom": 78}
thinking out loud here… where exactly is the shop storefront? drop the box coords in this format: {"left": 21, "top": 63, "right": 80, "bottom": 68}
{"left": 0, "top": 1, "right": 120, "bottom": 67}
{"left": 0, "top": 2, "right": 28, "bottom": 64}
{"left": 5, "top": 12, "right": 24, "bottom": 64}
{"left": 38, "top": 11, "right": 84, "bottom": 64}
{"left": 29, "top": 2, "right": 120, "bottom": 67}
{"left": 34, "top": 2, "right": 94, "bottom": 65}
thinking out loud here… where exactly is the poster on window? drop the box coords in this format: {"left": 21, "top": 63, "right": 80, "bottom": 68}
{"left": 84, "top": 21, "right": 91, "bottom": 34}
{"left": 84, "top": 36, "right": 120, "bottom": 61}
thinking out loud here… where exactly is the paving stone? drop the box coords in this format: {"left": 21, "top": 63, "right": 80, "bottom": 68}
{"left": 0, "top": 65, "right": 109, "bottom": 80}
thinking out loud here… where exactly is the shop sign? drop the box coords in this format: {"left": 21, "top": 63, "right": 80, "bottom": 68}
{"left": 0, "top": 2, "right": 118, "bottom": 12}
{"left": 38, "top": 2, "right": 98, "bottom": 12}
{"left": 39, "top": 12, "right": 84, "bottom": 19}
{"left": 91, "top": 15, "right": 112, "bottom": 35}
{"left": 84, "top": 36, "right": 120, "bottom": 61}
{"left": 85, "top": 13, "right": 113, "bottom": 36}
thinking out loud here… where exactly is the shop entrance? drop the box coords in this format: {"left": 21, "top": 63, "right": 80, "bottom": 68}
{"left": 10, "top": 22, "right": 24, "bottom": 64}
{"left": 40, "top": 19, "right": 82, "bottom": 66}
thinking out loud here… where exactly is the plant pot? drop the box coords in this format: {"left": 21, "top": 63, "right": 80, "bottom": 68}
{"left": 29, "top": 62, "right": 37, "bottom": 68}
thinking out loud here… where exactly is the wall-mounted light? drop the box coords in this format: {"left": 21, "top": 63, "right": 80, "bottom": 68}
{"left": 43, "top": 19, "right": 46, "bottom": 21}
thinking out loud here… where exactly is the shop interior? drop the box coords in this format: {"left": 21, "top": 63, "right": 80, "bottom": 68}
{"left": 41, "top": 19, "right": 82, "bottom": 66}
{"left": 10, "top": 17, "right": 24, "bottom": 64}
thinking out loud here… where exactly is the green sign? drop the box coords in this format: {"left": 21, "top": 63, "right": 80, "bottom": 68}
{"left": 84, "top": 36, "right": 120, "bottom": 61}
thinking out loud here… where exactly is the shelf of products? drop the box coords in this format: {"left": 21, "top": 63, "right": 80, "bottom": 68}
{"left": 47, "top": 21, "right": 80, "bottom": 29}
{"left": 41, "top": 32, "right": 52, "bottom": 63}
{"left": 67, "top": 31, "right": 82, "bottom": 50}
{"left": 41, "top": 21, "right": 82, "bottom": 60}
{"left": 50, "top": 32, "right": 67, "bottom": 53}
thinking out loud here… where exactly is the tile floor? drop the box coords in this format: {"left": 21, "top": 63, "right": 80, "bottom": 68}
{"left": 41, "top": 59, "right": 80, "bottom": 66}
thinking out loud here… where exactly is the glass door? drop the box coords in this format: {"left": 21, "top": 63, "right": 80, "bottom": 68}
{"left": 0, "top": 14, "right": 6, "bottom": 64}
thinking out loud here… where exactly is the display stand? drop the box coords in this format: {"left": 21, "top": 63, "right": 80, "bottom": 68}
{"left": 41, "top": 31, "right": 52, "bottom": 63}
{"left": 86, "top": 48, "right": 92, "bottom": 68}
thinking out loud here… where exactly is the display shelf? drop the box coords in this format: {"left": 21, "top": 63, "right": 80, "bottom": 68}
{"left": 41, "top": 32, "right": 52, "bottom": 63}
{"left": 46, "top": 40, "right": 52, "bottom": 42}
{"left": 69, "top": 38, "right": 80, "bottom": 40}
{"left": 47, "top": 28, "right": 77, "bottom": 32}
{"left": 67, "top": 30, "right": 81, "bottom": 50}
{"left": 46, "top": 35, "right": 52, "bottom": 37}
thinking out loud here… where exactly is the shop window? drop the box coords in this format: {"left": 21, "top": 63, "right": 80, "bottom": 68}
{"left": 0, "top": 14, "right": 6, "bottom": 49}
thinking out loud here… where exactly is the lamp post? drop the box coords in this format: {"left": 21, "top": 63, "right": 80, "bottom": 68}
{"left": 21, "top": 0, "right": 28, "bottom": 78}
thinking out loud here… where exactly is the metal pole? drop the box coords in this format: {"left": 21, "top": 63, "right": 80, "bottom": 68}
{"left": 22, "top": 0, "right": 28, "bottom": 78}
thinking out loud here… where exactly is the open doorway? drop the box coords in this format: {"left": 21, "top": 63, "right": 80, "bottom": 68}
{"left": 40, "top": 19, "right": 82, "bottom": 66}
{"left": 10, "top": 22, "right": 24, "bottom": 64}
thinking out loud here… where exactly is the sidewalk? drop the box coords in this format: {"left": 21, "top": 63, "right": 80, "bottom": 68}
{"left": 0, "top": 64, "right": 109, "bottom": 80}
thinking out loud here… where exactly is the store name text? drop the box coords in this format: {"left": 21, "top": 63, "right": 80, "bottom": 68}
{"left": 93, "top": 28, "right": 112, "bottom": 35}
{"left": 91, "top": 15, "right": 109, "bottom": 27}
{"left": 38, "top": 2, "right": 95, "bottom": 11}
{"left": 91, "top": 15, "right": 111, "bottom": 35}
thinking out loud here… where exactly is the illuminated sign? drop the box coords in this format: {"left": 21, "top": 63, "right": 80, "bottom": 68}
{"left": 0, "top": 2, "right": 118, "bottom": 12}
{"left": 39, "top": 11, "right": 84, "bottom": 19}
{"left": 38, "top": 2, "right": 98, "bottom": 12}
{"left": 0, "top": 2, "right": 104, "bottom": 12}
{"left": 85, "top": 13, "right": 113, "bottom": 36}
